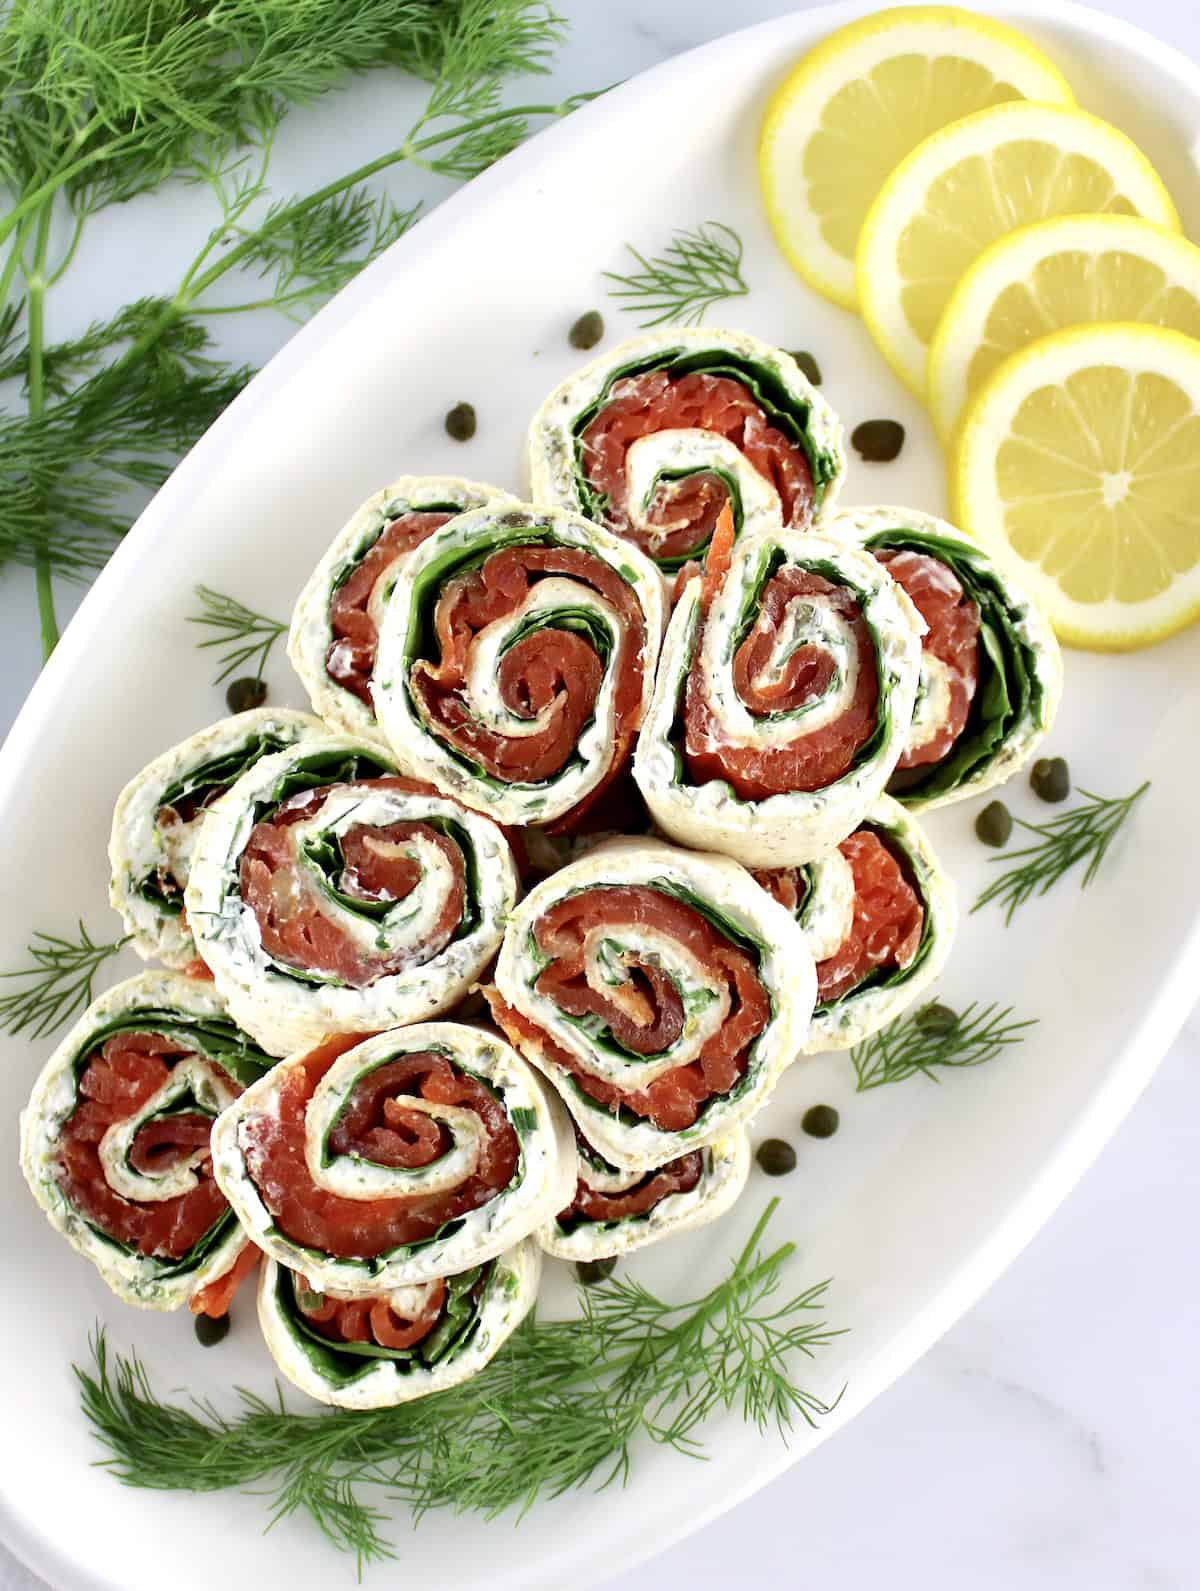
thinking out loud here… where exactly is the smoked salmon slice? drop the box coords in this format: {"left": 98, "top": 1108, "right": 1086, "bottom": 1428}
{"left": 579, "top": 369, "right": 815, "bottom": 561}
{"left": 240, "top": 1042, "right": 521, "bottom": 1259}
{"left": 756, "top": 830, "right": 924, "bottom": 1006}
{"left": 491, "top": 839, "right": 816, "bottom": 1171}
{"left": 184, "top": 740, "right": 520, "bottom": 1058}
{"left": 831, "top": 506, "right": 1063, "bottom": 812}
{"left": 876, "top": 549, "right": 981, "bottom": 770}
{"left": 538, "top": 1123, "right": 751, "bottom": 1263}
{"left": 632, "top": 522, "right": 925, "bottom": 867}
{"left": 19, "top": 972, "right": 274, "bottom": 1311}
{"left": 256, "top": 1240, "right": 542, "bottom": 1410}
{"left": 372, "top": 504, "right": 665, "bottom": 832}
{"left": 209, "top": 1022, "right": 576, "bottom": 1294}
{"left": 752, "top": 796, "right": 958, "bottom": 1056}
{"left": 288, "top": 476, "right": 514, "bottom": 749}
{"left": 526, "top": 328, "right": 846, "bottom": 573}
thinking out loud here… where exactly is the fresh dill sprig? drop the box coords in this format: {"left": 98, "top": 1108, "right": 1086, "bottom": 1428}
{"left": 851, "top": 1002, "right": 1037, "bottom": 1092}
{"left": 973, "top": 782, "right": 1151, "bottom": 924}
{"left": 0, "top": 922, "right": 129, "bottom": 1039}
{"left": 216, "top": 189, "right": 422, "bottom": 322}
{"left": 398, "top": 0, "right": 568, "bottom": 179}
{"left": 77, "top": 1200, "right": 842, "bottom": 1569}
{"left": 2, "top": 299, "right": 253, "bottom": 581}
{"left": 188, "top": 586, "right": 287, "bottom": 685}
{"left": 0, "top": 0, "right": 588, "bottom": 658}
{"left": 604, "top": 221, "right": 749, "bottom": 327}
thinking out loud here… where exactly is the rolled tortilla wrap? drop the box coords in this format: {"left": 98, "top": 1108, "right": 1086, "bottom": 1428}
{"left": 19, "top": 971, "right": 272, "bottom": 1310}
{"left": 826, "top": 504, "right": 1063, "bottom": 809}
{"left": 488, "top": 838, "right": 815, "bottom": 1171}
{"left": 211, "top": 1024, "right": 576, "bottom": 1290}
{"left": 256, "top": 1239, "right": 539, "bottom": 1410}
{"left": 753, "top": 794, "right": 957, "bottom": 1052}
{"left": 288, "top": 475, "right": 514, "bottom": 748}
{"left": 526, "top": 327, "right": 844, "bottom": 573}
{"left": 109, "top": 709, "right": 323, "bottom": 970}
{"left": 632, "top": 520, "right": 924, "bottom": 866}
{"left": 373, "top": 502, "right": 665, "bottom": 830}
{"left": 538, "top": 1126, "right": 750, "bottom": 1262}
{"left": 185, "top": 736, "right": 518, "bottom": 1056}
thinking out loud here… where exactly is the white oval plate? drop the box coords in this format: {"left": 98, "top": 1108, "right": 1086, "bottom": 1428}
{"left": 3, "top": 4, "right": 1199, "bottom": 1588}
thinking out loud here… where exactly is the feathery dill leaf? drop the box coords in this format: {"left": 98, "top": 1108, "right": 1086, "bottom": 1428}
{"left": 0, "top": 922, "right": 129, "bottom": 1039}
{"left": 0, "top": 305, "right": 253, "bottom": 578}
{"left": 973, "top": 782, "right": 1151, "bottom": 923}
{"left": 0, "top": 0, "right": 584, "bottom": 656}
{"left": 0, "top": 302, "right": 20, "bottom": 378}
{"left": 188, "top": 587, "right": 287, "bottom": 684}
{"left": 2, "top": 298, "right": 182, "bottom": 399}
{"left": 207, "top": 188, "right": 422, "bottom": 320}
{"left": 0, "top": 0, "right": 490, "bottom": 224}
{"left": 851, "top": 1002, "right": 1037, "bottom": 1092}
{"left": 605, "top": 221, "right": 749, "bottom": 327}
{"left": 400, "top": 0, "right": 567, "bottom": 177}
{"left": 78, "top": 1201, "right": 842, "bottom": 1568}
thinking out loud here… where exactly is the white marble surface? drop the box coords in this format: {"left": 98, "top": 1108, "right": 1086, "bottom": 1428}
{"left": 2, "top": 2, "right": 1199, "bottom": 1588}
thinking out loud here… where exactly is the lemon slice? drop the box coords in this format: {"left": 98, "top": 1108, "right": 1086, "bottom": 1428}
{"left": 930, "top": 215, "right": 1200, "bottom": 440}
{"left": 952, "top": 322, "right": 1200, "bottom": 650}
{"left": 858, "top": 102, "right": 1180, "bottom": 397}
{"left": 758, "top": 6, "right": 1073, "bottom": 309}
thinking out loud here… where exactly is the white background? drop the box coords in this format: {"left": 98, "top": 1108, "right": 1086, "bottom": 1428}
{"left": 2, "top": 3, "right": 1198, "bottom": 1588}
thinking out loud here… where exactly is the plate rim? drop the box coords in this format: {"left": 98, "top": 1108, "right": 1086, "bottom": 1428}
{"left": 3, "top": 2, "right": 1200, "bottom": 1587}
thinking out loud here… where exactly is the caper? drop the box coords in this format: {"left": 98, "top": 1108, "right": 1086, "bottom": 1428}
{"left": 569, "top": 310, "right": 605, "bottom": 350}
{"left": 225, "top": 676, "right": 267, "bottom": 713}
{"left": 851, "top": 418, "right": 905, "bottom": 463}
{"left": 1030, "top": 756, "right": 1070, "bottom": 803}
{"left": 801, "top": 1104, "right": 839, "bottom": 1139}
{"left": 755, "top": 1137, "right": 797, "bottom": 1176}
{"left": 788, "top": 349, "right": 822, "bottom": 386}
{"left": 575, "top": 1257, "right": 617, "bottom": 1286}
{"left": 975, "top": 799, "right": 1013, "bottom": 848}
{"left": 444, "top": 401, "right": 477, "bottom": 442}
{"left": 915, "top": 1001, "right": 958, "bottom": 1035}
{"left": 194, "top": 1312, "right": 230, "bottom": 1347}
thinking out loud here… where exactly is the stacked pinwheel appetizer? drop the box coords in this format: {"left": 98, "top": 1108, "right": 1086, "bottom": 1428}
{"left": 20, "top": 327, "right": 1061, "bottom": 1410}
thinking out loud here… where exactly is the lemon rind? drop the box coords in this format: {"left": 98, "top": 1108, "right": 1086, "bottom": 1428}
{"left": 929, "top": 213, "right": 1200, "bottom": 441}
{"left": 858, "top": 101, "right": 1181, "bottom": 398}
{"left": 952, "top": 321, "right": 1200, "bottom": 650}
{"left": 758, "top": 5, "right": 1074, "bottom": 309}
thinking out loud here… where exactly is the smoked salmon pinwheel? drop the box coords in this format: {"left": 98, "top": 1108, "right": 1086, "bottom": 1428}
{"left": 525, "top": 328, "right": 845, "bottom": 573}
{"left": 752, "top": 795, "right": 957, "bottom": 1053}
{"left": 211, "top": 1025, "right": 575, "bottom": 1290}
{"left": 828, "top": 506, "right": 1063, "bottom": 809}
{"left": 539, "top": 1127, "right": 750, "bottom": 1263}
{"left": 19, "top": 972, "right": 272, "bottom": 1310}
{"left": 373, "top": 504, "right": 664, "bottom": 829}
{"left": 256, "top": 1240, "right": 539, "bottom": 1409}
{"left": 632, "top": 518, "right": 925, "bottom": 867}
{"left": 288, "top": 475, "right": 514, "bottom": 747}
{"left": 184, "top": 737, "right": 518, "bottom": 1056}
{"left": 109, "top": 709, "right": 323, "bottom": 970}
{"left": 488, "top": 839, "right": 815, "bottom": 1171}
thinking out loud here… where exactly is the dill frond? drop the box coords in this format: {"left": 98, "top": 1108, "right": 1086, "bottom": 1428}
{"left": 77, "top": 1201, "right": 842, "bottom": 1566}
{"left": 973, "top": 782, "right": 1151, "bottom": 923}
{"left": 0, "top": 922, "right": 129, "bottom": 1039}
{"left": 188, "top": 587, "right": 287, "bottom": 684}
{"left": 604, "top": 221, "right": 749, "bottom": 327}
{"left": 0, "top": 0, "right": 588, "bottom": 647}
{"left": 851, "top": 1002, "right": 1037, "bottom": 1092}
